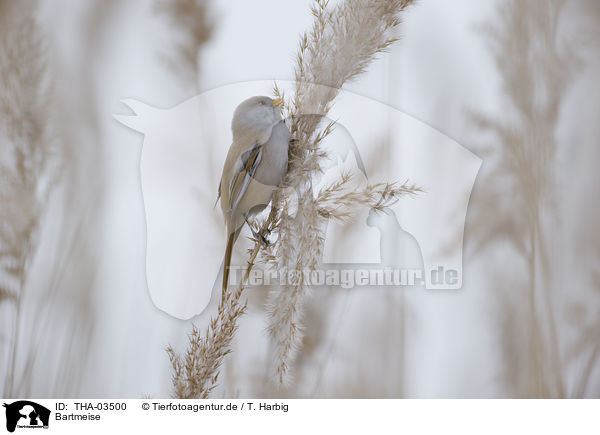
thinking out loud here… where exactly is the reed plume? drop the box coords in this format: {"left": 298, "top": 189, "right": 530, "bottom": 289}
{"left": 468, "top": 0, "right": 581, "bottom": 398}
{"left": 0, "top": 1, "right": 56, "bottom": 397}
{"left": 167, "top": 0, "right": 417, "bottom": 397}
{"left": 263, "top": 0, "right": 416, "bottom": 387}
{"left": 155, "top": 0, "right": 214, "bottom": 90}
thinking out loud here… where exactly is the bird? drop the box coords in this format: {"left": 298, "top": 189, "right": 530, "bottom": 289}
{"left": 217, "top": 96, "right": 290, "bottom": 292}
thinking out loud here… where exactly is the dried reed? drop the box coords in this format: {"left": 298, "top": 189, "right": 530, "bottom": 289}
{"left": 155, "top": 0, "right": 214, "bottom": 90}
{"left": 168, "top": 0, "right": 417, "bottom": 397}
{"left": 468, "top": 0, "right": 580, "bottom": 398}
{"left": 0, "top": 1, "right": 56, "bottom": 397}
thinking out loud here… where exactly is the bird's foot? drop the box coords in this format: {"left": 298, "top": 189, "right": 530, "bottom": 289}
{"left": 261, "top": 234, "right": 270, "bottom": 246}
{"left": 258, "top": 228, "right": 271, "bottom": 246}
{"left": 246, "top": 219, "right": 270, "bottom": 246}
{"left": 251, "top": 228, "right": 270, "bottom": 246}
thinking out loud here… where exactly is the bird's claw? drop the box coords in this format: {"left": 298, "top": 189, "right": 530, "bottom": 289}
{"left": 261, "top": 232, "right": 270, "bottom": 246}
{"left": 257, "top": 227, "right": 271, "bottom": 246}
{"left": 245, "top": 215, "right": 271, "bottom": 246}
{"left": 249, "top": 226, "right": 270, "bottom": 246}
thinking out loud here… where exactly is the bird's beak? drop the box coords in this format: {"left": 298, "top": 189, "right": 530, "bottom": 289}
{"left": 272, "top": 98, "right": 283, "bottom": 107}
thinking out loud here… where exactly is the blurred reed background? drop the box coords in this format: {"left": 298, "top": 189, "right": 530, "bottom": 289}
{"left": 0, "top": 0, "right": 599, "bottom": 398}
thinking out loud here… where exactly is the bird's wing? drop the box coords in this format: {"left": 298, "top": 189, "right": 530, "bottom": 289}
{"left": 229, "top": 143, "right": 263, "bottom": 213}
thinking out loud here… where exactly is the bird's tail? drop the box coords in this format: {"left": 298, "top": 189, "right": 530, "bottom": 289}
{"left": 223, "top": 225, "right": 242, "bottom": 293}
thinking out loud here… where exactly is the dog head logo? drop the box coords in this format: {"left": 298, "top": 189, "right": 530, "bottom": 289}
{"left": 3, "top": 401, "right": 50, "bottom": 433}
{"left": 115, "top": 80, "right": 481, "bottom": 320}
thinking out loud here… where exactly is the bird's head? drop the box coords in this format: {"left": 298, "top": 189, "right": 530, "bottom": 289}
{"left": 231, "top": 96, "right": 283, "bottom": 138}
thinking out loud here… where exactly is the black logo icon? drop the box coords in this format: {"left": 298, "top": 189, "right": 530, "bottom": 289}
{"left": 3, "top": 401, "right": 50, "bottom": 433}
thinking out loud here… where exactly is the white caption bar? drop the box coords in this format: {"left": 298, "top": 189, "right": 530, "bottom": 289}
{"left": 0, "top": 399, "right": 597, "bottom": 434}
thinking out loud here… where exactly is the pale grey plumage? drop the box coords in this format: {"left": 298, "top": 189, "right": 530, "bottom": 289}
{"left": 219, "top": 96, "right": 289, "bottom": 291}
